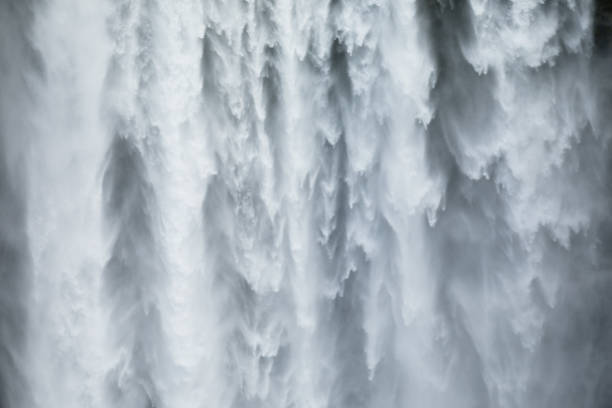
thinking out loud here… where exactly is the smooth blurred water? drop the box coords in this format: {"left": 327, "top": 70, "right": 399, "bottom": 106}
{"left": 1, "top": 0, "right": 611, "bottom": 407}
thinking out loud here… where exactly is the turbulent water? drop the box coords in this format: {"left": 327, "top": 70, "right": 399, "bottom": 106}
{"left": 1, "top": 0, "right": 612, "bottom": 407}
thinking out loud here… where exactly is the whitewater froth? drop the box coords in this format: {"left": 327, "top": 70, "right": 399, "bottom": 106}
{"left": 0, "top": 0, "right": 611, "bottom": 407}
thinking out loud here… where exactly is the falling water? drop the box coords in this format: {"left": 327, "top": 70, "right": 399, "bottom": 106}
{"left": 1, "top": 0, "right": 612, "bottom": 407}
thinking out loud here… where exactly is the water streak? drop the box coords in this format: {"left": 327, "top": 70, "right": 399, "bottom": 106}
{"left": 1, "top": 0, "right": 611, "bottom": 407}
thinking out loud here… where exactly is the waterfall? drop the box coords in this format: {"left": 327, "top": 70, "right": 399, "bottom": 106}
{"left": 1, "top": 0, "right": 611, "bottom": 407}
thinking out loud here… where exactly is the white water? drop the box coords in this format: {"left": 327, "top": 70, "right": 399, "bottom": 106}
{"left": 1, "top": 0, "right": 611, "bottom": 407}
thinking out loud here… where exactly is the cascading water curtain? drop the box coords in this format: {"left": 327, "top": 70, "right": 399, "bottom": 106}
{"left": 1, "top": 0, "right": 612, "bottom": 407}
